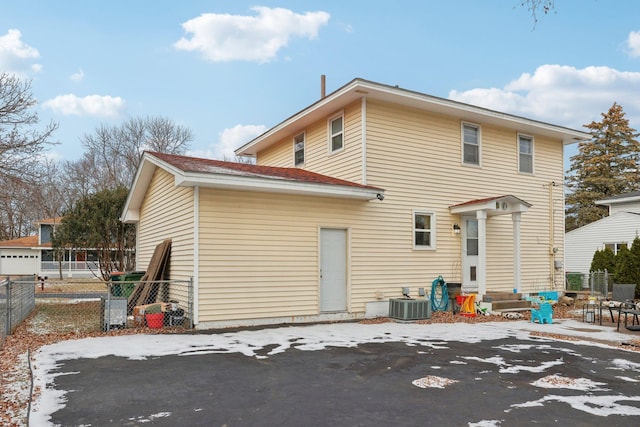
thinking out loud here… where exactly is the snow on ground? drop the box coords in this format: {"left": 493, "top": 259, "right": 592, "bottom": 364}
{"left": 27, "top": 319, "right": 640, "bottom": 426}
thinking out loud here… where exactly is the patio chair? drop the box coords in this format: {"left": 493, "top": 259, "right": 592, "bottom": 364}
{"left": 616, "top": 300, "right": 640, "bottom": 331}
{"left": 531, "top": 302, "right": 553, "bottom": 324}
{"left": 608, "top": 284, "right": 636, "bottom": 323}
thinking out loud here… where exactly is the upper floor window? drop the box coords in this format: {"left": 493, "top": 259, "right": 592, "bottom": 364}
{"left": 294, "top": 133, "right": 305, "bottom": 166}
{"left": 329, "top": 114, "right": 344, "bottom": 152}
{"left": 40, "top": 224, "right": 53, "bottom": 244}
{"left": 414, "top": 211, "right": 436, "bottom": 250}
{"left": 518, "top": 134, "right": 534, "bottom": 174}
{"left": 462, "top": 123, "right": 480, "bottom": 166}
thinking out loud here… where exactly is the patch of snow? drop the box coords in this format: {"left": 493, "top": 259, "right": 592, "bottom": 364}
{"left": 610, "top": 358, "right": 640, "bottom": 372}
{"left": 512, "top": 395, "right": 640, "bottom": 417}
{"left": 469, "top": 420, "right": 502, "bottom": 427}
{"left": 499, "top": 358, "right": 565, "bottom": 374}
{"left": 615, "top": 376, "right": 640, "bottom": 382}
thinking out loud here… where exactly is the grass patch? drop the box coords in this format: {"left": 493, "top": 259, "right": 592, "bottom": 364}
{"left": 30, "top": 300, "right": 103, "bottom": 334}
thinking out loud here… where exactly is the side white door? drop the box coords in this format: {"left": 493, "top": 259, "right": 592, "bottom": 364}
{"left": 462, "top": 217, "right": 479, "bottom": 291}
{"left": 320, "top": 228, "right": 347, "bottom": 312}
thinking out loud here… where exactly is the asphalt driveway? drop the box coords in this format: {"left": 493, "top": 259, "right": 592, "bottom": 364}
{"left": 31, "top": 321, "right": 640, "bottom": 426}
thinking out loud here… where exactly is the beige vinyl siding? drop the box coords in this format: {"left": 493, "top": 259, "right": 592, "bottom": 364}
{"left": 256, "top": 140, "right": 291, "bottom": 166}
{"left": 197, "top": 188, "right": 370, "bottom": 322}
{"left": 137, "top": 168, "right": 194, "bottom": 281}
{"left": 364, "top": 100, "right": 565, "bottom": 293}
{"left": 257, "top": 101, "right": 364, "bottom": 184}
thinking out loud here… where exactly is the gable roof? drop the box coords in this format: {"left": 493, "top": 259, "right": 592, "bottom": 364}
{"left": 450, "top": 195, "right": 531, "bottom": 217}
{"left": 566, "top": 211, "right": 640, "bottom": 236}
{"left": 236, "top": 78, "right": 590, "bottom": 157}
{"left": 122, "top": 152, "right": 385, "bottom": 223}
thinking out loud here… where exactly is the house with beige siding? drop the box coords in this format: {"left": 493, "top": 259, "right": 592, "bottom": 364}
{"left": 122, "top": 78, "right": 588, "bottom": 329}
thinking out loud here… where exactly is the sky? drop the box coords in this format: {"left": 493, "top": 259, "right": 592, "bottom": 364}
{"left": 25, "top": 319, "right": 640, "bottom": 425}
{"left": 2, "top": 1, "right": 640, "bottom": 164}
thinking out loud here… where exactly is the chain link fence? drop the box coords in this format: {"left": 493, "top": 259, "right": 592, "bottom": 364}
{"left": 1, "top": 276, "right": 37, "bottom": 347}
{"left": 1, "top": 277, "right": 193, "bottom": 348}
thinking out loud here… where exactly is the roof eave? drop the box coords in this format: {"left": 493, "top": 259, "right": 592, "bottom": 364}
{"left": 176, "top": 172, "right": 383, "bottom": 201}
{"left": 595, "top": 196, "right": 640, "bottom": 206}
{"left": 236, "top": 78, "right": 590, "bottom": 156}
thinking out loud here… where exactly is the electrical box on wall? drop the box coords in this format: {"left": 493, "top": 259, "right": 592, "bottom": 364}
{"left": 554, "top": 260, "right": 563, "bottom": 269}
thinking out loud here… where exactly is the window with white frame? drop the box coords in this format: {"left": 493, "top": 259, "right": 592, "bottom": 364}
{"left": 329, "top": 114, "right": 344, "bottom": 152}
{"left": 294, "top": 132, "right": 305, "bottom": 166}
{"left": 518, "top": 134, "right": 534, "bottom": 173}
{"left": 605, "top": 242, "right": 627, "bottom": 255}
{"left": 462, "top": 123, "right": 480, "bottom": 166}
{"left": 414, "top": 211, "right": 435, "bottom": 249}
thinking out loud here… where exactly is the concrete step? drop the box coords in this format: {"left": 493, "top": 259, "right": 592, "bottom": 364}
{"left": 485, "top": 292, "right": 523, "bottom": 302}
{"left": 485, "top": 292, "right": 517, "bottom": 301}
{"left": 491, "top": 299, "right": 532, "bottom": 311}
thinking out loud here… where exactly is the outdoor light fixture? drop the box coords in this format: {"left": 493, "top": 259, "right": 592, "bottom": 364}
{"left": 453, "top": 223, "right": 461, "bottom": 234}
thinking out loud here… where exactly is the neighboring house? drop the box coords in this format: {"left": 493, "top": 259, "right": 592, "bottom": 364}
{"left": 565, "top": 191, "right": 640, "bottom": 281}
{"left": 122, "top": 78, "right": 588, "bottom": 329}
{"left": 0, "top": 217, "right": 99, "bottom": 278}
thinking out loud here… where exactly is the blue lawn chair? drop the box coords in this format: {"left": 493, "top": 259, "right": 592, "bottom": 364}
{"left": 531, "top": 302, "right": 553, "bottom": 324}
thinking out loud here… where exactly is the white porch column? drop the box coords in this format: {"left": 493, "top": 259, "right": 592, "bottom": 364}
{"left": 476, "top": 210, "right": 487, "bottom": 297}
{"left": 67, "top": 249, "right": 72, "bottom": 278}
{"left": 512, "top": 212, "right": 522, "bottom": 293}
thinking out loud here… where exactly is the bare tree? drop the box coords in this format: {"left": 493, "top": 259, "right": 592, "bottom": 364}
{"left": 520, "top": 0, "right": 555, "bottom": 27}
{"left": 73, "top": 116, "right": 193, "bottom": 192}
{"left": 0, "top": 73, "right": 58, "bottom": 184}
{"left": 0, "top": 73, "right": 58, "bottom": 239}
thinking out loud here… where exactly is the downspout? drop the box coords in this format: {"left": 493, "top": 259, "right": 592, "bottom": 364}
{"left": 193, "top": 186, "right": 200, "bottom": 326}
{"left": 548, "top": 181, "right": 556, "bottom": 288}
{"left": 361, "top": 97, "right": 367, "bottom": 185}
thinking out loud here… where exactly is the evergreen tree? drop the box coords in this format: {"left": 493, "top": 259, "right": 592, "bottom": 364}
{"left": 613, "top": 245, "right": 636, "bottom": 286}
{"left": 565, "top": 103, "right": 640, "bottom": 231}
{"left": 590, "top": 247, "right": 615, "bottom": 273}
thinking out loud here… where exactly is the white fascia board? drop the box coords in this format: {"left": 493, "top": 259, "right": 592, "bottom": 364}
{"left": 174, "top": 172, "right": 381, "bottom": 200}
{"left": 595, "top": 195, "right": 640, "bottom": 206}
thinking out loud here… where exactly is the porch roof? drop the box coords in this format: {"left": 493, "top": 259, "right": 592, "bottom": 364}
{"left": 449, "top": 195, "right": 532, "bottom": 217}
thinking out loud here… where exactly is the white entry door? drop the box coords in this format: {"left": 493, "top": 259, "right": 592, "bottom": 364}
{"left": 320, "top": 228, "right": 347, "bottom": 312}
{"left": 462, "top": 217, "right": 479, "bottom": 291}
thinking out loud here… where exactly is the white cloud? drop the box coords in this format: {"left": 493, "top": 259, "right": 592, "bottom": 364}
{"left": 448, "top": 65, "right": 640, "bottom": 130}
{"left": 0, "top": 29, "right": 42, "bottom": 75}
{"left": 42, "top": 94, "right": 125, "bottom": 117}
{"left": 174, "top": 6, "right": 330, "bottom": 63}
{"left": 627, "top": 31, "right": 640, "bottom": 58}
{"left": 188, "top": 124, "right": 266, "bottom": 161}
{"left": 70, "top": 69, "right": 84, "bottom": 82}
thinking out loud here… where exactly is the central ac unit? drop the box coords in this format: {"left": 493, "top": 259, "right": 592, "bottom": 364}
{"left": 389, "top": 298, "right": 431, "bottom": 320}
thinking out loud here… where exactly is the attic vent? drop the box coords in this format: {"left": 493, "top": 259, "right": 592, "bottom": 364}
{"left": 389, "top": 298, "right": 431, "bottom": 321}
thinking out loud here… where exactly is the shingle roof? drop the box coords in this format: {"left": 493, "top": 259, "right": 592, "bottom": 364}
{"left": 0, "top": 235, "right": 50, "bottom": 248}
{"left": 149, "top": 151, "right": 383, "bottom": 191}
